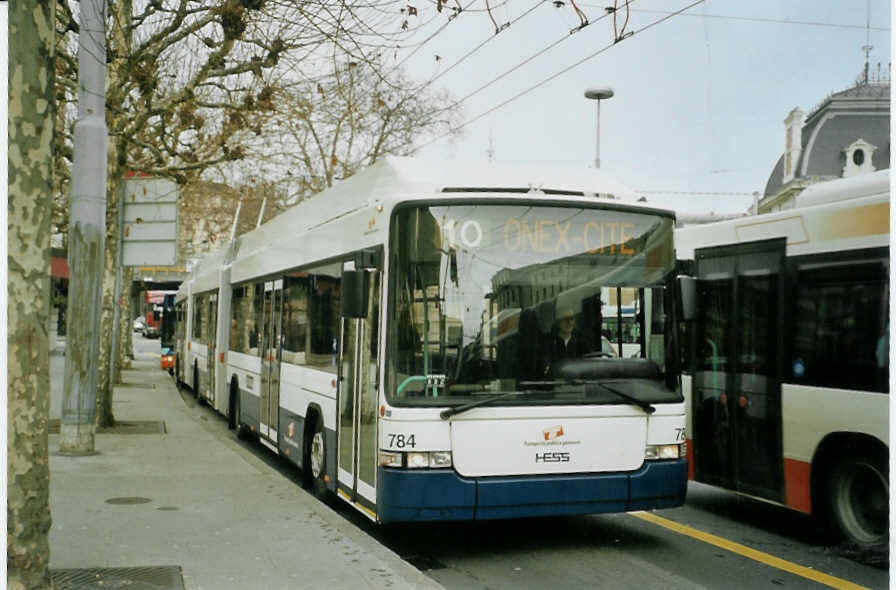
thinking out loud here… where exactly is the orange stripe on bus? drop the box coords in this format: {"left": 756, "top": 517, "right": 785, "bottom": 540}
{"left": 783, "top": 458, "right": 812, "bottom": 514}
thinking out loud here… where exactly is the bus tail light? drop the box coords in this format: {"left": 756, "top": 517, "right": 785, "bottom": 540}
{"left": 645, "top": 444, "right": 684, "bottom": 460}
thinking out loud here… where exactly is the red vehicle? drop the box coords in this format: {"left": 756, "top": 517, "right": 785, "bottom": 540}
{"left": 144, "top": 290, "right": 178, "bottom": 372}
{"left": 143, "top": 290, "right": 175, "bottom": 339}
{"left": 160, "top": 348, "right": 175, "bottom": 373}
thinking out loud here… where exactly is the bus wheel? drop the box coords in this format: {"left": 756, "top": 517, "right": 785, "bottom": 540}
{"left": 828, "top": 454, "right": 888, "bottom": 548}
{"left": 228, "top": 379, "right": 237, "bottom": 430}
{"left": 304, "top": 416, "right": 328, "bottom": 499}
{"left": 233, "top": 387, "right": 249, "bottom": 440}
{"left": 193, "top": 363, "right": 201, "bottom": 402}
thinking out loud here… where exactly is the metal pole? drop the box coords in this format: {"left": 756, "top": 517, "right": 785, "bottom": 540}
{"left": 60, "top": 0, "right": 108, "bottom": 454}
{"left": 584, "top": 87, "right": 613, "bottom": 169}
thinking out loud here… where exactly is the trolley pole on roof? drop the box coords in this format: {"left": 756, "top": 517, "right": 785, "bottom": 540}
{"left": 585, "top": 87, "right": 614, "bottom": 169}
{"left": 60, "top": 0, "right": 108, "bottom": 454}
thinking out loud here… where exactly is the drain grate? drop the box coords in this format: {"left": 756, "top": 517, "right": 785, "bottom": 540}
{"left": 404, "top": 555, "right": 447, "bottom": 571}
{"left": 49, "top": 420, "right": 166, "bottom": 435}
{"left": 51, "top": 566, "right": 184, "bottom": 589}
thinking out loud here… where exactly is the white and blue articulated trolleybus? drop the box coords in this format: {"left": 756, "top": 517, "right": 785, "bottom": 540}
{"left": 177, "top": 157, "right": 690, "bottom": 522}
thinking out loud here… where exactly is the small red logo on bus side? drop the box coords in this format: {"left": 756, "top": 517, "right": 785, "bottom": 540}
{"left": 543, "top": 425, "right": 564, "bottom": 440}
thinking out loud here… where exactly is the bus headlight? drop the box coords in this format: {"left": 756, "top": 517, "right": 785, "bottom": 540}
{"left": 428, "top": 451, "right": 452, "bottom": 468}
{"left": 378, "top": 451, "right": 402, "bottom": 467}
{"left": 406, "top": 452, "right": 430, "bottom": 468}
{"left": 378, "top": 450, "right": 453, "bottom": 469}
{"left": 645, "top": 444, "right": 683, "bottom": 460}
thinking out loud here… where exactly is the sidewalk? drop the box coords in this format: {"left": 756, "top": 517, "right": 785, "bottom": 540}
{"left": 48, "top": 347, "right": 444, "bottom": 590}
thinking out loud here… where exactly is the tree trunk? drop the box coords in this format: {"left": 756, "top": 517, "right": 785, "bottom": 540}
{"left": 8, "top": 1, "right": 56, "bottom": 588}
{"left": 114, "top": 266, "right": 131, "bottom": 379}
{"left": 96, "top": 172, "right": 122, "bottom": 427}
{"left": 124, "top": 267, "right": 135, "bottom": 364}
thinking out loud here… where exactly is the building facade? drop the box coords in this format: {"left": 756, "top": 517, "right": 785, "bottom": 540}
{"left": 760, "top": 67, "right": 890, "bottom": 213}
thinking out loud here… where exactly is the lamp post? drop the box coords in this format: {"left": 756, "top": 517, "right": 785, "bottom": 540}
{"left": 584, "top": 87, "right": 614, "bottom": 168}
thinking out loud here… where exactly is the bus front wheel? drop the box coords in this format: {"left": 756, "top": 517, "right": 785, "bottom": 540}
{"left": 828, "top": 454, "right": 888, "bottom": 548}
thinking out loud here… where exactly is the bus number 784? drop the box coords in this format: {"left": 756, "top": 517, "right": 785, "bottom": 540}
{"left": 387, "top": 433, "right": 416, "bottom": 449}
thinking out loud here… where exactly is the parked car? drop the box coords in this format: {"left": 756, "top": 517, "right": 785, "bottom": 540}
{"left": 133, "top": 317, "right": 145, "bottom": 334}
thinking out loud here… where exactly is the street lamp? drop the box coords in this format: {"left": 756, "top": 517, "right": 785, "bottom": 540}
{"left": 584, "top": 87, "right": 614, "bottom": 168}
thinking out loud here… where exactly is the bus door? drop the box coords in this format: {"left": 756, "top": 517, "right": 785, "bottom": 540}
{"left": 259, "top": 280, "right": 283, "bottom": 446}
{"left": 206, "top": 293, "right": 218, "bottom": 402}
{"left": 337, "top": 261, "right": 381, "bottom": 513}
{"left": 693, "top": 238, "right": 785, "bottom": 502}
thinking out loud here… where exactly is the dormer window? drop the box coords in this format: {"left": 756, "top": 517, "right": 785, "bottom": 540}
{"left": 842, "top": 138, "right": 876, "bottom": 178}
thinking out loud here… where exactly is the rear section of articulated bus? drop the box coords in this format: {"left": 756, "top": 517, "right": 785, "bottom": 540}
{"left": 371, "top": 200, "right": 688, "bottom": 522}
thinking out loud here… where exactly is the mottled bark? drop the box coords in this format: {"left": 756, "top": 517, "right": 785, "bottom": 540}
{"left": 96, "top": 173, "right": 122, "bottom": 427}
{"left": 123, "top": 267, "right": 135, "bottom": 364}
{"left": 8, "top": 0, "right": 56, "bottom": 588}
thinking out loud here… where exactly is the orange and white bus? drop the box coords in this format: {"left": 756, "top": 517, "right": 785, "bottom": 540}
{"left": 675, "top": 170, "right": 889, "bottom": 548}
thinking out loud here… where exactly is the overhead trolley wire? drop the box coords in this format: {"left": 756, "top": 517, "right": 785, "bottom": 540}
{"left": 580, "top": 5, "right": 891, "bottom": 31}
{"left": 423, "top": 0, "right": 547, "bottom": 89}
{"left": 387, "top": 0, "right": 481, "bottom": 76}
{"left": 415, "top": 0, "right": 705, "bottom": 151}
{"left": 437, "top": 0, "right": 635, "bottom": 120}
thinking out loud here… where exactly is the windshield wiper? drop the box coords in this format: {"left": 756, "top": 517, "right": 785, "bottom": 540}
{"left": 439, "top": 380, "right": 656, "bottom": 420}
{"left": 588, "top": 380, "right": 656, "bottom": 414}
{"left": 524, "top": 379, "right": 657, "bottom": 414}
{"left": 440, "top": 390, "right": 544, "bottom": 420}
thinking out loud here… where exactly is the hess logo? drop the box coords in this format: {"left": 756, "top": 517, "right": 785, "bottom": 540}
{"left": 543, "top": 425, "right": 564, "bottom": 441}
{"left": 535, "top": 452, "right": 570, "bottom": 463}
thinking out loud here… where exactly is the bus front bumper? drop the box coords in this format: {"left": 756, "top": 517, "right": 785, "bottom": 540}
{"left": 376, "top": 459, "right": 687, "bottom": 522}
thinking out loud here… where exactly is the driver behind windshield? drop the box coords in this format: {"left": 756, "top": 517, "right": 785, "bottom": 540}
{"left": 544, "top": 303, "right": 594, "bottom": 375}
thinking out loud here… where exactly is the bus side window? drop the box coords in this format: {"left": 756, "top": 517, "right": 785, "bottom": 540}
{"left": 282, "top": 274, "right": 309, "bottom": 366}
{"left": 791, "top": 257, "right": 888, "bottom": 393}
{"left": 250, "top": 283, "right": 263, "bottom": 354}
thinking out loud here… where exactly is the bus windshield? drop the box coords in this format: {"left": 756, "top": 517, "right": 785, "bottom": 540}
{"left": 386, "top": 203, "right": 682, "bottom": 407}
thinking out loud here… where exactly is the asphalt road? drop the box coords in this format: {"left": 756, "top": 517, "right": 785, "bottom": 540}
{"left": 147, "top": 333, "right": 891, "bottom": 589}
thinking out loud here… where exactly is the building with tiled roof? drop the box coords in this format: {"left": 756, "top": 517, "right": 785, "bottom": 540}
{"left": 759, "top": 64, "right": 890, "bottom": 213}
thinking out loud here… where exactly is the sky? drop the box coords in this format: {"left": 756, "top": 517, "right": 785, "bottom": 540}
{"left": 392, "top": 0, "right": 892, "bottom": 215}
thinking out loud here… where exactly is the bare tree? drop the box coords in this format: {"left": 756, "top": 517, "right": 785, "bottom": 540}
{"left": 54, "top": 0, "right": 434, "bottom": 425}
{"left": 51, "top": 0, "right": 480, "bottom": 424}
{"left": 232, "top": 58, "right": 462, "bottom": 203}
{"left": 178, "top": 179, "right": 288, "bottom": 260}
{"left": 8, "top": 0, "right": 56, "bottom": 587}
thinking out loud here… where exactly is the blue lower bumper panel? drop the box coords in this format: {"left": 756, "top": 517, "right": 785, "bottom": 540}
{"left": 377, "top": 459, "right": 687, "bottom": 523}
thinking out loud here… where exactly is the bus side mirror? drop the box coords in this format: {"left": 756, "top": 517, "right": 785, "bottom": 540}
{"left": 677, "top": 275, "right": 697, "bottom": 322}
{"left": 341, "top": 270, "right": 369, "bottom": 318}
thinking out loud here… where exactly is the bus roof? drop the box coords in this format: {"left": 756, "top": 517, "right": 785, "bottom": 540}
{"left": 191, "top": 157, "right": 675, "bottom": 286}
{"left": 795, "top": 169, "right": 889, "bottom": 207}
{"left": 675, "top": 170, "right": 889, "bottom": 260}
{"left": 231, "top": 156, "right": 654, "bottom": 250}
